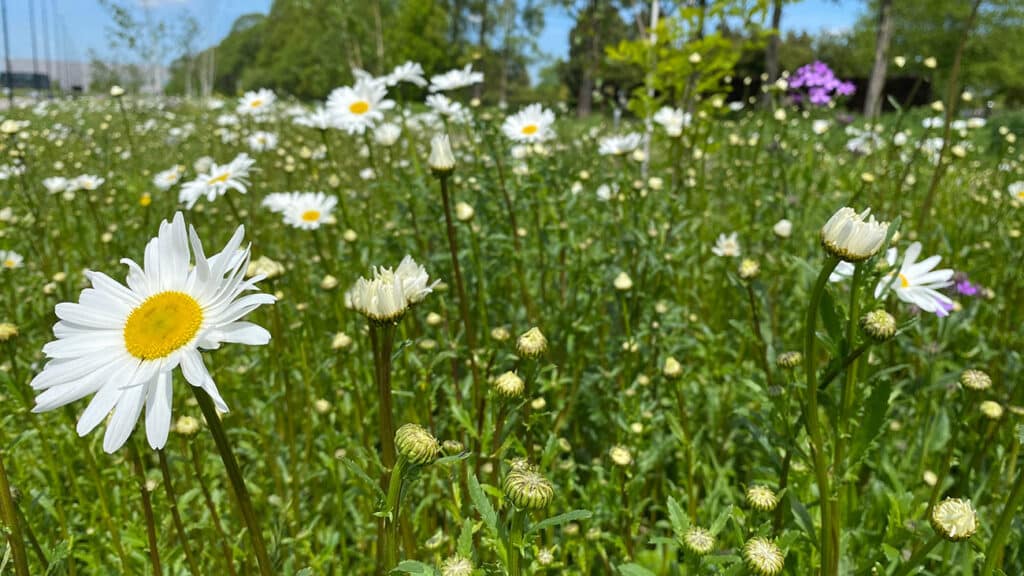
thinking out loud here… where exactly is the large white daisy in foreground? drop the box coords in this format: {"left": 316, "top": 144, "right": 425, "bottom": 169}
{"left": 30, "top": 213, "right": 276, "bottom": 453}
{"left": 502, "top": 103, "right": 555, "bottom": 143}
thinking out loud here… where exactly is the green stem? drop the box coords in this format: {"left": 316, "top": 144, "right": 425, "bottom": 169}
{"left": 804, "top": 256, "right": 839, "bottom": 575}
{"left": 981, "top": 463, "right": 1024, "bottom": 576}
{"left": 834, "top": 265, "right": 863, "bottom": 514}
{"left": 383, "top": 456, "right": 408, "bottom": 570}
{"left": 158, "top": 449, "right": 201, "bottom": 575}
{"left": 128, "top": 443, "right": 162, "bottom": 576}
{"left": 0, "top": 445, "right": 29, "bottom": 576}
{"left": 508, "top": 508, "right": 526, "bottom": 576}
{"left": 192, "top": 386, "right": 273, "bottom": 576}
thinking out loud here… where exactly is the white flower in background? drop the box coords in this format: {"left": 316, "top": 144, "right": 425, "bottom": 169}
{"left": 246, "top": 131, "right": 278, "bottom": 152}
{"left": 966, "top": 117, "right": 986, "bottom": 129}
{"left": 326, "top": 79, "right": 395, "bottom": 135}
{"left": 821, "top": 206, "right": 888, "bottom": 262}
{"left": 875, "top": 241, "right": 954, "bottom": 316}
{"left": 74, "top": 174, "right": 105, "bottom": 192}
{"left": 502, "top": 103, "right": 555, "bottom": 143}
{"left": 348, "top": 256, "right": 438, "bottom": 323}
{"left": 237, "top": 88, "right": 276, "bottom": 115}
{"left": 830, "top": 247, "right": 897, "bottom": 283}
{"left": 426, "top": 94, "right": 470, "bottom": 123}
{"left": 386, "top": 61, "right": 427, "bottom": 87}
{"left": 261, "top": 192, "right": 294, "bottom": 214}
{"left": 272, "top": 192, "right": 338, "bottom": 230}
{"left": 294, "top": 107, "right": 337, "bottom": 131}
{"left": 596, "top": 183, "right": 617, "bottom": 201}
{"left": 43, "top": 176, "right": 69, "bottom": 194}
{"left": 712, "top": 232, "right": 741, "bottom": 257}
{"left": 193, "top": 156, "right": 214, "bottom": 174}
{"left": 772, "top": 219, "right": 792, "bottom": 238}
{"left": 1, "top": 250, "right": 24, "bottom": 270}
{"left": 216, "top": 114, "right": 239, "bottom": 127}
{"left": 1009, "top": 181, "right": 1024, "bottom": 201}
{"left": 653, "top": 107, "right": 691, "bottom": 137}
{"left": 179, "top": 153, "right": 256, "bottom": 209}
{"left": 428, "top": 134, "right": 456, "bottom": 173}
{"left": 374, "top": 123, "right": 402, "bottom": 147}
{"left": 922, "top": 116, "right": 944, "bottom": 130}
{"left": 29, "top": 213, "right": 275, "bottom": 453}
{"left": 598, "top": 133, "right": 642, "bottom": 156}
{"left": 153, "top": 166, "right": 184, "bottom": 191}
{"left": 812, "top": 120, "right": 830, "bottom": 135}
{"left": 429, "top": 64, "right": 484, "bottom": 92}
{"left": 728, "top": 101, "right": 745, "bottom": 112}
{"left": 845, "top": 126, "right": 884, "bottom": 155}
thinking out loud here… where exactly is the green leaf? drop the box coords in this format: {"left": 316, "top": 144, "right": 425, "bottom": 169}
{"left": 457, "top": 518, "right": 473, "bottom": 558}
{"left": 467, "top": 473, "right": 499, "bottom": 538}
{"left": 526, "top": 509, "right": 592, "bottom": 537}
{"left": 391, "top": 560, "right": 438, "bottom": 575}
{"left": 819, "top": 287, "right": 843, "bottom": 347}
{"left": 617, "top": 563, "right": 657, "bottom": 576}
{"left": 849, "top": 379, "right": 894, "bottom": 471}
{"left": 667, "top": 495, "right": 690, "bottom": 539}
{"left": 1016, "top": 424, "right": 1024, "bottom": 446}
{"left": 791, "top": 495, "right": 817, "bottom": 545}
{"left": 710, "top": 505, "right": 732, "bottom": 536}
{"left": 341, "top": 458, "right": 385, "bottom": 500}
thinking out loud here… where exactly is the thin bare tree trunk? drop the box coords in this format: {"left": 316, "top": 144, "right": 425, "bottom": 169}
{"left": 762, "top": 0, "right": 783, "bottom": 107}
{"left": 577, "top": 0, "right": 599, "bottom": 117}
{"left": 473, "top": 0, "right": 489, "bottom": 100}
{"left": 864, "top": 0, "right": 893, "bottom": 118}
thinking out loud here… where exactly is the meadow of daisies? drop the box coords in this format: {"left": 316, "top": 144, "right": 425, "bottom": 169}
{"left": 0, "top": 60, "right": 1023, "bottom": 576}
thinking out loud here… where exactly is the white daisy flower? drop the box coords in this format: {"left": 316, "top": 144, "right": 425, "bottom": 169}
{"left": 429, "top": 64, "right": 484, "bottom": 92}
{"left": 386, "top": 61, "right": 427, "bottom": 87}
{"left": 875, "top": 241, "right": 954, "bottom": 316}
{"left": 326, "top": 80, "right": 395, "bottom": 135}
{"left": 374, "top": 122, "right": 402, "bottom": 147}
{"left": 237, "top": 88, "right": 276, "bottom": 115}
{"left": 598, "top": 133, "right": 642, "bottom": 156}
{"left": 74, "top": 174, "right": 105, "bottom": 192}
{"left": 1008, "top": 181, "right": 1024, "bottom": 201}
{"left": 426, "top": 94, "right": 470, "bottom": 123}
{"left": 347, "top": 256, "right": 438, "bottom": 323}
{"left": 261, "top": 192, "right": 294, "bottom": 214}
{"left": 179, "top": 153, "right": 256, "bottom": 209}
{"left": 153, "top": 166, "right": 183, "bottom": 191}
{"left": 293, "top": 107, "right": 337, "bottom": 131}
{"left": 501, "top": 103, "right": 555, "bottom": 143}
{"left": 653, "top": 106, "right": 690, "bottom": 137}
{"left": 712, "top": 232, "right": 741, "bottom": 257}
{"left": 246, "top": 131, "right": 278, "bottom": 152}
{"left": 43, "top": 176, "right": 69, "bottom": 194}
{"left": 30, "top": 213, "right": 275, "bottom": 453}
{"left": 268, "top": 192, "right": 338, "bottom": 230}
{"left": 1, "top": 249, "right": 24, "bottom": 270}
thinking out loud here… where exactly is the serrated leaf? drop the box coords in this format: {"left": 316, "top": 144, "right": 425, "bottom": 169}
{"left": 526, "top": 509, "right": 592, "bottom": 537}
{"left": 618, "top": 563, "right": 657, "bottom": 576}
{"left": 342, "top": 458, "right": 385, "bottom": 500}
{"left": 467, "top": 473, "right": 499, "bottom": 538}
{"left": 667, "top": 495, "right": 690, "bottom": 539}
{"left": 457, "top": 518, "right": 473, "bottom": 558}
{"left": 710, "top": 505, "right": 732, "bottom": 536}
{"left": 849, "top": 379, "right": 894, "bottom": 470}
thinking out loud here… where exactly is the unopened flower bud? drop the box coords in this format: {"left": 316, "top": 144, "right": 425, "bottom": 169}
{"left": 776, "top": 351, "right": 802, "bottom": 369}
{"left": 441, "top": 439, "right": 464, "bottom": 456}
{"left": 395, "top": 423, "right": 440, "bottom": 465}
{"left": 743, "top": 537, "right": 785, "bottom": 576}
{"left": 682, "top": 527, "right": 715, "bottom": 556}
{"left": 959, "top": 369, "right": 991, "bottom": 391}
{"left": 739, "top": 258, "right": 760, "bottom": 280}
{"left": 493, "top": 371, "right": 525, "bottom": 399}
{"left": 429, "top": 134, "right": 456, "bottom": 175}
{"left": 517, "top": 327, "right": 547, "bottom": 359}
{"left": 861, "top": 309, "right": 897, "bottom": 342}
{"left": 746, "top": 485, "right": 778, "bottom": 512}
{"left": 663, "top": 356, "right": 683, "bottom": 378}
{"left": 503, "top": 466, "right": 554, "bottom": 510}
{"left": 931, "top": 498, "right": 977, "bottom": 541}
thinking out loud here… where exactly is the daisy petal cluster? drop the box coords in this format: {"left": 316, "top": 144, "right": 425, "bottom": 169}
{"left": 347, "top": 256, "right": 438, "bottom": 323}
{"left": 653, "top": 106, "right": 691, "bottom": 137}
{"left": 598, "top": 133, "right": 642, "bottom": 156}
{"left": 179, "top": 153, "right": 256, "bottom": 209}
{"left": 326, "top": 79, "right": 395, "bottom": 135}
{"left": 237, "top": 88, "right": 276, "bottom": 116}
{"left": 874, "top": 241, "right": 954, "bottom": 316}
{"left": 820, "top": 206, "right": 888, "bottom": 262}
{"left": 429, "top": 64, "right": 484, "bottom": 92}
{"left": 30, "top": 213, "right": 275, "bottom": 453}
{"left": 501, "top": 103, "right": 555, "bottom": 143}
{"left": 261, "top": 191, "right": 338, "bottom": 230}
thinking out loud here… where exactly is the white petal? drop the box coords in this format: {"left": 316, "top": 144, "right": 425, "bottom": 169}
{"left": 207, "top": 322, "right": 271, "bottom": 346}
{"left": 103, "top": 382, "right": 147, "bottom": 453}
{"left": 145, "top": 372, "right": 173, "bottom": 450}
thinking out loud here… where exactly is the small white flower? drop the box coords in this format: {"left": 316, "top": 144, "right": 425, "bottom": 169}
{"left": 429, "top": 64, "right": 484, "bottom": 92}
{"left": 875, "top": 242, "right": 954, "bottom": 316}
{"left": 179, "top": 153, "right": 256, "bottom": 209}
{"left": 237, "top": 88, "right": 276, "bottom": 115}
{"left": 326, "top": 80, "right": 395, "bottom": 135}
{"left": 598, "top": 133, "right": 642, "bottom": 156}
{"left": 821, "top": 206, "right": 888, "bottom": 262}
{"left": 501, "top": 103, "right": 555, "bottom": 143}
{"left": 712, "top": 232, "right": 741, "bottom": 257}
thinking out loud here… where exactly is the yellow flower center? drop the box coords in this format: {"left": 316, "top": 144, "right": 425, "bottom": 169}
{"left": 3, "top": 259, "right": 14, "bottom": 268}
{"left": 522, "top": 124, "right": 538, "bottom": 135}
{"left": 349, "top": 100, "right": 370, "bottom": 115}
{"left": 123, "top": 291, "right": 203, "bottom": 360}
{"left": 899, "top": 273, "right": 910, "bottom": 288}
{"left": 301, "top": 210, "right": 321, "bottom": 222}
{"left": 207, "top": 172, "right": 230, "bottom": 185}
{"left": 250, "top": 99, "right": 263, "bottom": 108}
{"left": 139, "top": 194, "right": 152, "bottom": 207}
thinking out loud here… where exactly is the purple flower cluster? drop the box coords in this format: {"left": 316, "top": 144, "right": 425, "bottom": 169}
{"left": 788, "top": 61, "right": 856, "bottom": 106}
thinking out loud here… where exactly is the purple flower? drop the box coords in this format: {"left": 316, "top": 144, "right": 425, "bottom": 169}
{"left": 955, "top": 279, "right": 978, "bottom": 296}
{"left": 788, "top": 61, "right": 855, "bottom": 106}
{"left": 935, "top": 299, "right": 955, "bottom": 317}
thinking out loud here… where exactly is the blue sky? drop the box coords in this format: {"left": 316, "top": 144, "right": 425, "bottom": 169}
{"left": 4, "top": 0, "right": 862, "bottom": 70}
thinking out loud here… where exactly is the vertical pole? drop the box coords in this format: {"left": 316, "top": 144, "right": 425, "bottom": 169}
{"left": 1, "top": 0, "right": 13, "bottom": 107}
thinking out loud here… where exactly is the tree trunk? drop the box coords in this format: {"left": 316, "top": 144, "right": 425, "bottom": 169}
{"left": 472, "top": 0, "right": 489, "bottom": 100}
{"left": 864, "top": 0, "right": 894, "bottom": 118}
{"left": 577, "top": 0, "right": 600, "bottom": 117}
{"left": 762, "top": 0, "right": 783, "bottom": 106}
